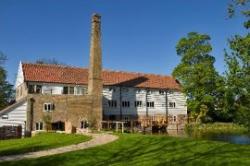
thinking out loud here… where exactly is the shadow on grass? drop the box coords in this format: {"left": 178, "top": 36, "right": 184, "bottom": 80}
{"left": 2, "top": 134, "right": 250, "bottom": 166}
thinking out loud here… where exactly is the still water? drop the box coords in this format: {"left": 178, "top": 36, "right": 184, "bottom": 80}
{"left": 165, "top": 130, "right": 250, "bottom": 145}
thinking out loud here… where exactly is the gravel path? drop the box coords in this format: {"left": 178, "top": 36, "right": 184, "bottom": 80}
{"left": 0, "top": 133, "right": 118, "bottom": 162}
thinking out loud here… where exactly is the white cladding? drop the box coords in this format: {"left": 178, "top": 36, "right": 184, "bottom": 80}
{"left": 103, "top": 87, "right": 187, "bottom": 117}
{"left": 0, "top": 102, "right": 27, "bottom": 135}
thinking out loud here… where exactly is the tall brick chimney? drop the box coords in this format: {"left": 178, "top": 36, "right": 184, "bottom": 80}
{"left": 88, "top": 13, "right": 103, "bottom": 130}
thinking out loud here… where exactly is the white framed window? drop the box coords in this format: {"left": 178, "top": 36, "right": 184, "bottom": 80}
{"left": 35, "top": 122, "right": 43, "bottom": 130}
{"left": 169, "top": 102, "right": 176, "bottom": 108}
{"left": 76, "top": 86, "right": 84, "bottom": 95}
{"left": 147, "top": 101, "right": 154, "bottom": 108}
{"left": 43, "top": 86, "right": 53, "bottom": 94}
{"left": 134, "top": 101, "right": 142, "bottom": 107}
{"left": 43, "top": 103, "right": 55, "bottom": 112}
{"left": 147, "top": 90, "right": 152, "bottom": 94}
{"left": 2, "top": 114, "right": 8, "bottom": 119}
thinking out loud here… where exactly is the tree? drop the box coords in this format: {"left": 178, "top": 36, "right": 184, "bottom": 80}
{"left": 224, "top": 0, "right": 250, "bottom": 130}
{"left": 173, "top": 32, "right": 221, "bottom": 123}
{"left": 228, "top": 0, "right": 250, "bottom": 29}
{"left": 0, "top": 52, "right": 14, "bottom": 110}
{"left": 36, "top": 58, "right": 65, "bottom": 65}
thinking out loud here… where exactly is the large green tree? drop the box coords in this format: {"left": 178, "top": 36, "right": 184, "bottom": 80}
{"left": 225, "top": 0, "right": 250, "bottom": 130}
{"left": 0, "top": 53, "right": 14, "bottom": 110}
{"left": 173, "top": 32, "right": 221, "bottom": 123}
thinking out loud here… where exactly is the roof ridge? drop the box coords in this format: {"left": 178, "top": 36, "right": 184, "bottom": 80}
{"left": 22, "top": 62, "right": 86, "bottom": 70}
{"left": 22, "top": 63, "right": 176, "bottom": 79}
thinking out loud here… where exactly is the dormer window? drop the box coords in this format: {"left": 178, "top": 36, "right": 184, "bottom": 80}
{"left": 147, "top": 90, "right": 152, "bottom": 94}
{"left": 159, "top": 90, "right": 165, "bottom": 95}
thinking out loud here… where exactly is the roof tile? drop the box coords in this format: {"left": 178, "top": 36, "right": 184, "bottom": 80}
{"left": 22, "top": 63, "right": 181, "bottom": 90}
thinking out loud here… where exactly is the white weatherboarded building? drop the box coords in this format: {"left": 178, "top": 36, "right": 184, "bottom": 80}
{"left": 0, "top": 62, "right": 187, "bottom": 134}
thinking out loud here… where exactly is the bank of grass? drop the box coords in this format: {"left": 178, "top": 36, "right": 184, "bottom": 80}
{"left": 2, "top": 133, "right": 250, "bottom": 166}
{"left": 0, "top": 132, "right": 91, "bottom": 156}
{"left": 185, "top": 122, "right": 248, "bottom": 136}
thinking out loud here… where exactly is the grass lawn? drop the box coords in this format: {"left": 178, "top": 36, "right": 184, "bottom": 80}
{"left": 0, "top": 132, "right": 91, "bottom": 156}
{"left": 2, "top": 133, "right": 250, "bottom": 166}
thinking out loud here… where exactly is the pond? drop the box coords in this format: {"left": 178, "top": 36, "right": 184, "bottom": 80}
{"left": 161, "top": 130, "right": 250, "bottom": 145}
{"left": 197, "top": 133, "right": 250, "bottom": 145}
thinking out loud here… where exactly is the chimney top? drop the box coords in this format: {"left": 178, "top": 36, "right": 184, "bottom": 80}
{"left": 92, "top": 13, "right": 101, "bottom": 23}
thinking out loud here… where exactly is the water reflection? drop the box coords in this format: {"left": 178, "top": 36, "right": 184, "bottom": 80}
{"left": 144, "top": 130, "right": 250, "bottom": 145}
{"left": 201, "top": 133, "right": 250, "bottom": 145}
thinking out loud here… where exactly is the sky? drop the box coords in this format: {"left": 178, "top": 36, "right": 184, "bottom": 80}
{"left": 0, "top": 0, "right": 248, "bottom": 84}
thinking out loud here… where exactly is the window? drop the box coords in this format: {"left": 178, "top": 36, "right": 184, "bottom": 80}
{"left": 76, "top": 86, "right": 83, "bottom": 95}
{"left": 44, "top": 103, "right": 55, "bottom": 112}
{"left": 147, "top": 102, "right": 154, "bottom": 108}
{"left": 147, "top": 90, "right": 152, "bottom": 94}
{"left": 159, "top": 90, "right": 165, "bottom": 95}
{"left": 122, "top": 101, "right": 130, "bottom": 107}
{"left": 136, "top": 89, "right": 141, "bottom": 93}
{"left": 69, "top": 87, "right": 74, "bottom": 94}
{"left": 80, "top": 121, "right": 89, "bottom": 129}
{"left": 108, "top": 100, "right": 117, "bottom": 107}
{"left": 2, "top": 114, "right": 8, "bottom": 119}
{"left": 124, "top": 116, "right": 129, "bottom": 122}
{"left": 36, "top": 122, "right": 43, "bottom": 130}
{"left": 173, "top": 116, "right": 177, "bottom": 122}
{"left": 63, "top": 86, "right": 68, "bottom": 94}
{"left": 134, "top": 101, "right": 142, "bottom": 107}
{"left": 43, "top": 87, "right": 53, "bottom": 94}
{"left": 169, "top": 102, "right": 176, "bottom": 108}
{"left": 28, "top": 85, "right": 35, "bottom": 93}
{"left": 168, "top": 91, "right": 173, "bottom": 94}
{"left": 36, "top": 85, "right": 42, "bottom": 93}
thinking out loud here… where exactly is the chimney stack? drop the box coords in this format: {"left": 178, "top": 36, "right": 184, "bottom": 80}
{"left": 88, "top": 13, "right": 103, "bottom": 130}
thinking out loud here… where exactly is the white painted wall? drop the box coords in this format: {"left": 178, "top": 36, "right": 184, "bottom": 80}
{"left": 15, "top": 62, "right": 24, "bottom": 88}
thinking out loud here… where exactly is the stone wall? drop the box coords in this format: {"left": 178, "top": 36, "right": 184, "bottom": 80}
{"left": 26, "top": 94, "right": 93, "bottom": 133}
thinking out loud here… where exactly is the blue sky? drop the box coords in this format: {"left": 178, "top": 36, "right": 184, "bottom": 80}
{"left": 0, "top": 0, "right": 247, "bottom": 84}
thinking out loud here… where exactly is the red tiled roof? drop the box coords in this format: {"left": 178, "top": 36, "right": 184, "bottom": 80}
{"left": 22, "top": 63, "right": 181, "bottom": 90}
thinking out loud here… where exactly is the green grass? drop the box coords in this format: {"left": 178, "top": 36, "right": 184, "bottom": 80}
{"left": 0, "top": 132, "right": 91, "bottom": 156}
{"left": 2, "top": 133, "right": 250, "bottom": 166}
{"left": 185, "top": 122, "right": 248, "bottom": 136}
